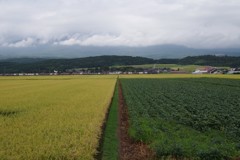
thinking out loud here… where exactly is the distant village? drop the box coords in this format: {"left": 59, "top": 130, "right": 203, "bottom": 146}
{"left": 0, "top": 66, "right": 240, "bottom": 76}
{"left": 192, "top": 67, "right": 240, "bottom": 74}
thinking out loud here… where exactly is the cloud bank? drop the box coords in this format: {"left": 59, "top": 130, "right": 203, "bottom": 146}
{"left": 0, "top": 0, "right": 240, "bottom": 48}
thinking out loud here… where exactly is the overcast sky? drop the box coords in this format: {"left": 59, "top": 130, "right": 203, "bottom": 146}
{"left": 0, "top": 0, "right": 240, "bottom": 48}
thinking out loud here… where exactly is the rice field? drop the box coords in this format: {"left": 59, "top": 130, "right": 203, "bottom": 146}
{"left": 0, "top": 76, "right": 116, "bottom": 160}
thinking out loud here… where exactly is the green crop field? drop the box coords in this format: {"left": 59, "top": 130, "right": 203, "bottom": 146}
{"left": 126, "top": 64, "right": 201, "bottom": 72}
{"left": 0, "top": 76, "right": 116, "bottom": 160}
{"left": 116, "top": 64, "right": 230, "bottom": 73}
{"left": 121, "top": 78, "right": 240, "bottom": 159}
{"left": 119, "top": 74, "right": 240, "bottom": 79}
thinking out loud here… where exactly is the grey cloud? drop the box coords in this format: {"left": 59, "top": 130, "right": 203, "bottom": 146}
{"left": 3, "top": 37, "right": 35, "bottom": 47}
{"left": 0, "top": 0, "right": 240, "bottom": 48}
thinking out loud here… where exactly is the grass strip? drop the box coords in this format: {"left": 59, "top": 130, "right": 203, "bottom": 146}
{"left": 102, "top": 81, "right": 119, "bottom": 160}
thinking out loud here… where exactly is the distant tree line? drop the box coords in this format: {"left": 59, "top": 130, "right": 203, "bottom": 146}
{"left": 0, "top": 55, "right": 239, "bottom": 73}
{"left": 178, "top": 55, "right": 240, "bottom": 67}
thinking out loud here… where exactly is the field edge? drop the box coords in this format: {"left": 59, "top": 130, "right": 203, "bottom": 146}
{"left": 119, "top": 80, "right": 155, "bottom": 160}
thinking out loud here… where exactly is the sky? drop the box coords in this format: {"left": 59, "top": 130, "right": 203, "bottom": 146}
{"left": 0, "top": 0, "right": 240, "bottom": 49}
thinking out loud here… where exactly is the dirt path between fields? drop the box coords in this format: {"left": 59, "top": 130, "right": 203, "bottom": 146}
{"left": 118, "top": 81, "right": 155, "bottom": 160}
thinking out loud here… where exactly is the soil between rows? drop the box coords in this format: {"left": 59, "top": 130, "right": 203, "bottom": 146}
{"left": 118, "top": 81, "right": 155, "bottom": 160}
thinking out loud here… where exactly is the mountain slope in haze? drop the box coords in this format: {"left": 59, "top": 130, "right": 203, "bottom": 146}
{"left": 0, "top": 58, "right": 47, "bottom": 63}
{"left": 0, "top": 44, "right": 240, "bottom": 59}
{"left": 145, "top": 45, "right": 240, "bottom": 59}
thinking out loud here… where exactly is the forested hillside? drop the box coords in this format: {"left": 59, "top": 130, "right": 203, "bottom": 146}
{"left": 0, "top": 55, "right": 239, "bottom": 73}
